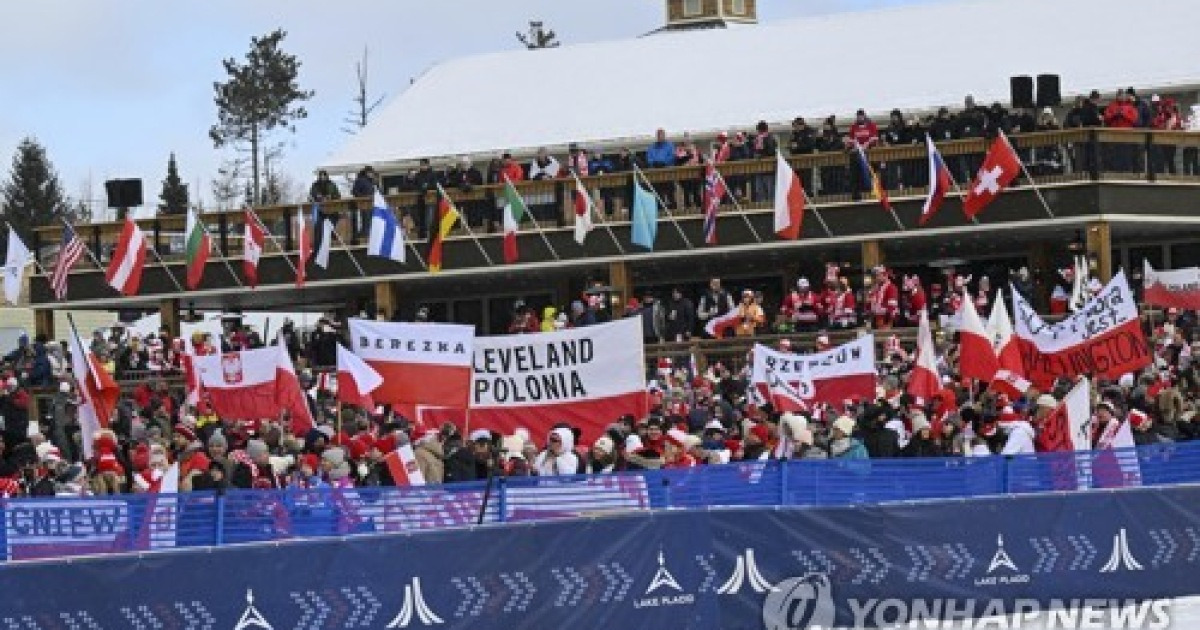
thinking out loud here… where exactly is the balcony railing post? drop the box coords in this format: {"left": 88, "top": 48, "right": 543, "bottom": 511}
{"left": 1087, "top": 129, "right": 1101, "bottom": 181}
{"left": 91, "top": 226, "right": 102, "bottom": 263}
{"left": 283, "top": 207, "right": 294, "bottom": 252}
{"left": 217, "top": 212, "right": 229, "bottom": 256}
{"left": 1145, "top": 132, "right": 1156, "bottom": 183}
{"left": 153, "top": 219, "right": 162, "bottom": 255}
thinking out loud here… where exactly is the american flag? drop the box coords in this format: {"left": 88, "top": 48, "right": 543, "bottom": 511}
{"left": 701, "top": 161, "right": 725, "bottom": 245}
{"left": 50, "top": 224, "right": 84, "bottom": 300}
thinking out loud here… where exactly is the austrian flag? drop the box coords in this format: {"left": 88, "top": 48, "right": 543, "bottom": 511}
{"left": 106, "top": 218, "right": 147, "bottom": 296}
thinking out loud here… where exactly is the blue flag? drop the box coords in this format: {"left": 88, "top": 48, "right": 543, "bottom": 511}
{"left": 631, "top": 181, "right": 658, "bottom": 250}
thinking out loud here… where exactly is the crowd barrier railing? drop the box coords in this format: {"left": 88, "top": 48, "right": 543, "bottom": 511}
{"left": 2, "top": 439, "right": 1198, "bottom": 562}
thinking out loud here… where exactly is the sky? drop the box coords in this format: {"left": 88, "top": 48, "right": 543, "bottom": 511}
{"left": 0, "top": 0, "right": 948, "bottom": 216}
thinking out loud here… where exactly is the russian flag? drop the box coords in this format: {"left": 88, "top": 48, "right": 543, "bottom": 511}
{"left": 921, "top": 134, "right": 954, "bottom": 225}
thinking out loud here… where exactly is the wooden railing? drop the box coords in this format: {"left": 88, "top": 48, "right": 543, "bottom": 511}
{"left": 30, "top": 128, "right": 1200, "bottom": 266}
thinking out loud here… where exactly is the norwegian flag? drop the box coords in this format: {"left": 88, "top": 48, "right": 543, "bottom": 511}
{"left": 702, "top": 161, "right": 726, "bottom": 245}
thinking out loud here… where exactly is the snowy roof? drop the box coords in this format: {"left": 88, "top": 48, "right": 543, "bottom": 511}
{"left": 321, "top": 0, "right": 1200, "bottom": 173}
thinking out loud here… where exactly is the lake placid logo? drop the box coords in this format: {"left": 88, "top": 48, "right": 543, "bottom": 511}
{"left": 1100, "top": 529, "right": 1144, "bottom": 573}
{"left": 234, "top": 590, "right": 274, "bottom": 630}
{"left": 762, "top": 574, "right": 836, "bottom": 630}
{"left": 386, "top": 577, "right": 444, "bottom": 628}
{"left": 975, "top": 534, "right": 1031, "bottom": 587}
{"left": 221, "top": 353, "right": 244, "bottom": 385}
{"left": 634, "top": 550, "right": 694, "bottom": 609}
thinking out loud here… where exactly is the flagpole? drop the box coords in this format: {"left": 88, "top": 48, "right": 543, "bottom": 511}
{"left": 437, "top": 183, "right": 496, "bottom": 266}
{"left": 797, "top": 186, "right": 835, "bottom": 238}
{"left": 571, "top": 169, "right": 626, "bottom": 254}
{"left": 857, "top": 141, "right": 906, "bottom": 232}
{"left": 145, "top": 241, "right": 187, "bottom": 293}
{"left": 195, "top": 212, "right": 246, "bottom": 287}
{"left": 61, "top": 217, "right": 106, "bottom": 271}
{"left": 712, "top": 167, "right": 764, "bottom": 244}
{"left": 500, "top": 176, "right": 561, "bottom": 261}
{"left": 632, "top": 163, "right": 695, "bottom": 249}
{"left": 245, "top": 207, "right": 299, "bottom": 275}
{"left": 1003, "top": 131, "right": 1056, "bottom": 219}
{"left": 325, "top": 214, "right": 368, "bottom": 277}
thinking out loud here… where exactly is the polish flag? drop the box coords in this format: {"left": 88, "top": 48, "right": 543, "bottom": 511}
{"left": 68, "top": 318, "right": 120, "bottom": 458}
{"left": 347, "top": 319, "right": 475, "bottom": 409}
{"left": 987, "top": 288, "right": 1029, "bottom": 397}
{"left": 192, "top": 342, "right": 314, "bottom": 435}
{"left": 336, "top": 343, "right": 384, "bottom": 410}
{"left": 105, "top": 218, "right": 147, "bottom": 296}
{"left": 244, "top": 210, "right": 265, "bottom": 288}
{"left": 704, "top": 308, "right": 742, "bottom": 338}
{"left": 907, "top": 309, "right": 940, "bottom": 401}
{"left": 957, "top": 290, "right": 1000, "bottom": 382}
{"left": 773, "top": 151, "right": 804, "bottom": 239}
{"left": 384, "top": 443, "right": 426, "bottom": 486}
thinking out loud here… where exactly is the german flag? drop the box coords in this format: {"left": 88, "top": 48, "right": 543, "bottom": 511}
{"left": 429, "top": 185, "right": 461, "bottom": 273}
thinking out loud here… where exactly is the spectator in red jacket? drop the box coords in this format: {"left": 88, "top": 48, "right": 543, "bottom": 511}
{"left": 847, "top": 109, "right": 880, "bottom": 149}
{"left": 1103, "top": 91, "right": 1139, "bottom": 171}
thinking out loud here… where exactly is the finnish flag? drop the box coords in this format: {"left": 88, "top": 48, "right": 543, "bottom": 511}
{"left": 368, "top": 189, "right": 406, "bottom": 263}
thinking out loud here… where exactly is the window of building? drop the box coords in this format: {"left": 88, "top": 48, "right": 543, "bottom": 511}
{"left": 683, "top": 0, "right": 702, "bottom": 17}
{"left": 731, "top": 0, "right": 746, "bottom": 15}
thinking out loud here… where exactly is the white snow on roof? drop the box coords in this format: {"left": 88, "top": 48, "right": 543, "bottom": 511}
{"left": 321, "top": 0, "right": 1200, "bottom": 172}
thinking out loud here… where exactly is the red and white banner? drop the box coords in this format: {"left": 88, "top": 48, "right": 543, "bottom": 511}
{"left": 384, "top": 444, "right": 426, "bottom": 486}
{"left": 1012, "top": 271, "right": 1151, "bottom": 388}
{"left": 750, "top": 334, "right": 876, "bottom": 409}
{"left": 348, "top": 319, "right": 475, "bottom": 409}
{"left": 987, "top": 289, "right": 1029, "bottom": 397}
{"left": 469, "top": 318, "right": 647, "bottom": 444}
{"left": 1142, "top": 259, "right": 1200, "bottom": 310}
{"left": 105, "top": 218, "right": 147, "bottom": 296}
{"left": 193, "top": 344, "right": 313, "bottom": 434}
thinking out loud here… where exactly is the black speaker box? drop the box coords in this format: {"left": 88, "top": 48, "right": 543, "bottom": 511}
{"left": 1010, "top": 76, "right": 1035, "bottom": 109}
{"left": 105, "top": 178, "right": 144, "bottom": 208}
{"left": 1037, "top": 74, "right": 1062, "bottom": 108}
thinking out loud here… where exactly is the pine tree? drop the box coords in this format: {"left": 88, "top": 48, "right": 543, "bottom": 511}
{"left": 159, "top": 152, "right": 189, "bottom": 214}
{"left": 1, "top": 137, "right": 68, "bottom": 242}
{"left": 209, "top": 30, "right": 313, "bottom": 207}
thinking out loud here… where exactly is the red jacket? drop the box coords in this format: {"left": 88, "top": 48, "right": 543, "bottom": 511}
{"left": 1103, "top": 102, "right": 1139, "bottom": 129}
{"left": 849, "top": 121, "right": 880, "bottom": 147}
{"left": 500, "top": 161, "right": 525, "bottom": 183}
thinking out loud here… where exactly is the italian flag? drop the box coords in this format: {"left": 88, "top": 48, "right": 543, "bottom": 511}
{"left": 502, "top": 177, "right": 528, "bottom": 264}
{"left": 184, "top": 209, "right": 210, "bottom": 290}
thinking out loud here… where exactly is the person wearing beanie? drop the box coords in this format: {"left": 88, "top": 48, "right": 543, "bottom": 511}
{"left": 91, "top": 430, "right": 126, "bottom": 495}
{"left": 585, "top": 436, "right": 616, "bottom": 474}
{"left": 902, "top": 412, "right": 944, "bottom": 457}
{"left": 829, "top": 416, "right": 868, "bottom": 459}
{"left": 743, "top": 423, "right": 770, "bottom": 461}
{"left": 662, "top": 428, "right": 698, "bottom": 469}
{"left": 134, "top": 443, "right": 173, "bottom": 493}
{"left": 230, "top": 439, "right": 282, "bottom": 490}
{"left": 321, "top": 446, "right": 354, "bottom": 488}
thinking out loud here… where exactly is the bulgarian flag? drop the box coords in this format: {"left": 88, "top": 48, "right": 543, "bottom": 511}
{"left": 184, "top": 209, "right": 210, "bottom": 290}
{"left": 502, "top": 176, "right": 528, "bottom": 264}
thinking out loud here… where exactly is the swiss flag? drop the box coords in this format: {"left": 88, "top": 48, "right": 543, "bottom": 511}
{"left": 336, "top": 343, "right": 383, "bottom": 410}
{"left": 957, "top": 290, "right": 1000, "bottom": 382}
{"left": 962, "top": 131, "right": 1022, "bottom": 219}
{"left": 907, "top": 309, "right": 940, "bottom": 401}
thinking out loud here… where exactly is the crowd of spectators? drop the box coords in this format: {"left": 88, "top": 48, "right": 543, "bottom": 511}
{"left": 0, "top": 261, "right": 1192, "bottom": 503}
{"left": 316, "top": 90, "right": 1200, "bottom": 238}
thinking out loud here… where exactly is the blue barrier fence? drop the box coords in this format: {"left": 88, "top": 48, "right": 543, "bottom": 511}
{"left": 4, "top": 484, "right": 1200, "bottom": 629}
{"left": 3, "top": 440, "right": 1200, "bottom": 562}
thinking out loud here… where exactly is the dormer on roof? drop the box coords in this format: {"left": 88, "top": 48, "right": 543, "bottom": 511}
{"left": 660, "top": 0, "right": 758, "bottom": 32}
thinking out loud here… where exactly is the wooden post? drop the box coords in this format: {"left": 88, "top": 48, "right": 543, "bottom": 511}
{"left": 609, "top": 261, "right": 631, "bottom": 318}
{"left": 861, "top": 240, "right": 883, "bottom": 274}
{"left": 1086, "top": 221, "right": 1112, "bottom": 283}
{"left": 375, "top": 281, "right": 399, "bottom": 321}
{"left": 159, "top": 298, "right": 181, "bottom": 338}
{"left": 34, "top": 309, "right": 54, "bottom": 341}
